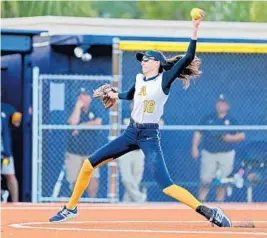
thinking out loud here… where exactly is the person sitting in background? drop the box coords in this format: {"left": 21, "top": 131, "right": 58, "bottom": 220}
{"left": 1, "top": 102, "right": 22, "bottom": 202}
{"left": 240, "top": 141, "right": 267, "bottom": 185}
{"left": 65, "top": 89, "right": 102, "bottom": 198}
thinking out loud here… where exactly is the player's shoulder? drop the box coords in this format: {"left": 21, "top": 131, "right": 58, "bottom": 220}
{"left": 134, "top": 74, "right": 145, "bottom": 86}
{"left": 136, "top": 73, "right": 144, "bottom": 80}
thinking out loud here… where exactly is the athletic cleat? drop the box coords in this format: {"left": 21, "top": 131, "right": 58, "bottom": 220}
{"left": 196, "top": 205, "right": 232, "bottom": 228}
{"left": 49, "top": 206, "right": 78, "bottom": 223}
{"left": 210, "top": 207, "right": 232, "bottom": 227}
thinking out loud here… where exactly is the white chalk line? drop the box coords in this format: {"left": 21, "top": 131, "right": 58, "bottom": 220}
{"left": 2, "top": 206, "right": 267, "bottom": 210}
{"left": 9, "top": 220, "right": 267, "bottom": 225}
{"left": 9, "top": 220, "right": 267, "bottom": 236}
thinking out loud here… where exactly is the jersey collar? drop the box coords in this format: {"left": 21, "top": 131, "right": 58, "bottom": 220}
{"left": 143, "top": 74, "right": 159, "bottom": 82}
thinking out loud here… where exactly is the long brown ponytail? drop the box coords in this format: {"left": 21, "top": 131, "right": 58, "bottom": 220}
{"left": 162, "top": 55, "right": 202, "bottom": 89}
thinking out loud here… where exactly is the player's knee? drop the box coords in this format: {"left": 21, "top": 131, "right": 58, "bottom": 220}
{"left": 87, "top": 157, "right": 97, "bottom": 168}
{"left": 156, "top": 177, "right": 174, "bottom": 190}
{"left": 153, "top": 170, "right": 173, "bottom": 190}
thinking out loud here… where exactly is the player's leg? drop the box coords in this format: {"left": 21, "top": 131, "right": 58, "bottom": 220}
{"left": 199, "top": 150, "right": 217, "bottom": 202}
{"left": 138, "top": 135, "right": 201, "bottom": 210}
{"left": 138, "top": 130, "right": 232, "bottom": 227}
{"left": 87, "top": 168, "right": 100, "bottom": 198}
{"left": 65, "top": 153, "right": 99, "bottom": 197}
{"left": 49, "top": 128, "right": 138, "bottom": 222}
{"left": 65, "top": 132, "right": 139, "bottom": 209}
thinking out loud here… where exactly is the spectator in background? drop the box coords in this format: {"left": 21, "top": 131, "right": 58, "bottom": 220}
{"left": 1, "top": 103, "right": 22, "bottom": 202}
{"left": 118, "top": 103, "right": 164, "bottom": 203}
{"left": 65, "top": 89, "right": 102, "bottom": 198}
{"left": 191, "top": 95, "right": 245, "bottom": 202}
{"left": 119, "top": 147, "right": 146, "bottom": 203}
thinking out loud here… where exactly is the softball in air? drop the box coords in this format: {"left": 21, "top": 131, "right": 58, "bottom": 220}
{"left": 190, "top": 8, "right": 203, "bottom": 20}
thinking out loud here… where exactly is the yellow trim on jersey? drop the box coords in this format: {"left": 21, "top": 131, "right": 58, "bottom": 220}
{"left": 119, "top": 41, "right": 267, "bottom": 54}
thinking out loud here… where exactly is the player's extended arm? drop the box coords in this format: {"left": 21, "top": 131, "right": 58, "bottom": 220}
{"left": 162, "top": 40, "right": 196, "bottom": 90}
{"left": 108, "top": 83, "right": 135, "bottom": 100}
{"left": 162, "top": 18, "right": 201, "bottom": 91}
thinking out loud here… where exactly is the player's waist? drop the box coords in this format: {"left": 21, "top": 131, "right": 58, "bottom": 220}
{"left": 130, "top": 118, "right": 159, "bottom": 129}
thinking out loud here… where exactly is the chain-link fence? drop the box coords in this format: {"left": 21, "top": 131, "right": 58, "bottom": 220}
{"left": 118, "top": 42, "right": 267, "bottom": 203}
{"left": 32, "top": 69, "right": 119, "bottom": 202}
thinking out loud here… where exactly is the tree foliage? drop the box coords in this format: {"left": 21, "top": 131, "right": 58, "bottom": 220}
{"left": 1, "top": 1, "right": 98, "bottom": 18}
{"left": 1, "top": 0, "right": 267, "bottom": 23}
{"left": 250, "top": 1, "right": 267, "bottom": 22}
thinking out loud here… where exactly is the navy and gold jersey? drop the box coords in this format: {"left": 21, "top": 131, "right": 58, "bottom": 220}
{"left": 131, "top": 73, "right": 168, "bottom": 124}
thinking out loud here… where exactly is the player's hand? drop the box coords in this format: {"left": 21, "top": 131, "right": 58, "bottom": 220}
{"left": 192, "top": 147, "right": 199, "bottom": 159}
{"left": 193, "top": 10, "right": 205, "bottom": 29}
{"left": 107, "top": 91, "right": 118, "bottom": 99}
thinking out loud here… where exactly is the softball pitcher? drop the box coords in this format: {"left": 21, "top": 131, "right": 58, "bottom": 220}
{"left": 49, "top": 9, "right": 232, "bottom": 227}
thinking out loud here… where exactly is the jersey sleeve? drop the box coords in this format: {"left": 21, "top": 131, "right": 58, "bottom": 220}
{"left": 162, "top": 40, "right": 197, "bottom": 93}
{"left": 118, "top": 83, "right": 135, "bottom": 100}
